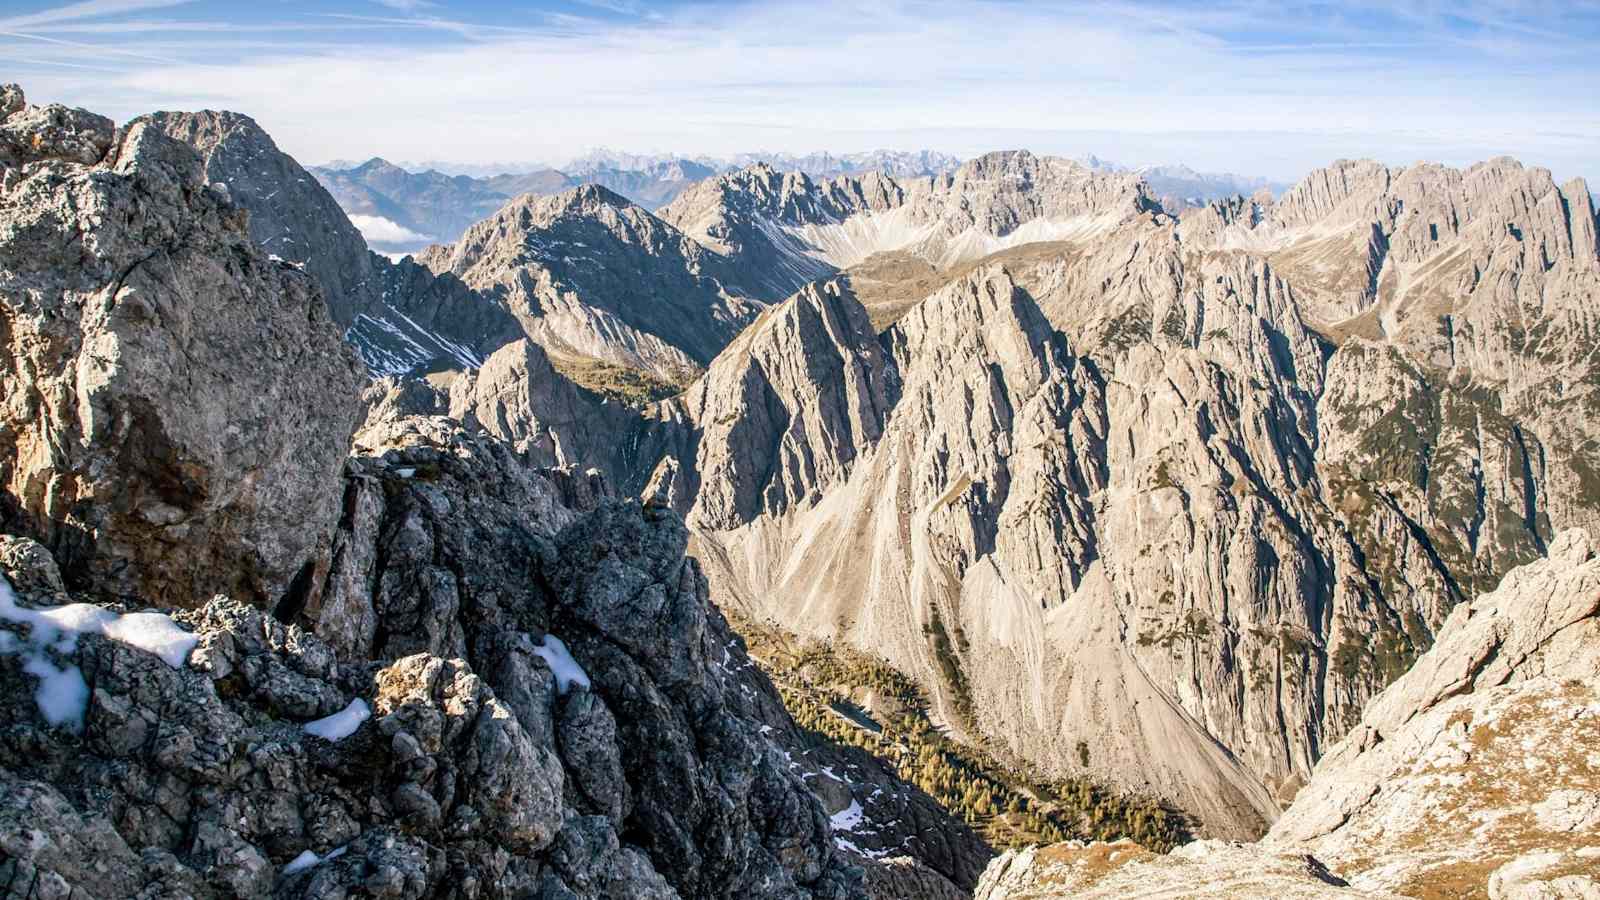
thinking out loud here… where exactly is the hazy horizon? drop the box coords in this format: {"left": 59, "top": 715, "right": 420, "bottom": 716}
{"left": 6, "top": 0, "right": 1600, "bottom": 186}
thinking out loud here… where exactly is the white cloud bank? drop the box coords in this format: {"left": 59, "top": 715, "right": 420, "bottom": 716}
{"left": 347, "top": 214, "right": 431, "bottom": 245}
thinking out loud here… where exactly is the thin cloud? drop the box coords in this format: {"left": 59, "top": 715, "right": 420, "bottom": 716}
{"left": 0, "top": 0, "right": 195, "bottom": 30}
{"left": 1, "top": 29, "right": 185, "bottom": 65}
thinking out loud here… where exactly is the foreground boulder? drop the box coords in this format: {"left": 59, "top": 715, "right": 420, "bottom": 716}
{"left": 0, "top": 85, "right": 364, "bottom": 607}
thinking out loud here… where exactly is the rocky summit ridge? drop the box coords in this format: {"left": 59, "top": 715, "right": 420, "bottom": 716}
{"left": 972, "top": 527, "right": 1600, "bottom": 896}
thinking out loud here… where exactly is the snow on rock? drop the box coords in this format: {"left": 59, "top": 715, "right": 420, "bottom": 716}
{"left": 303, "top": 699, "right": 371, "bottom": 741}
{"left": 830, "top": 799, "right": 865, "bottom": 832}
{"left": 20, "top": 650, "right": 88, "bottom": 730}
{"left": 0, "top": 575, "right": 200, "bottom": 731}
{"left": 102, "top": 612, "right": 204, "bottom": 668}
{"left": 282, "top": 844, "right": 347, "bottom": 876}
{"left": 834, "top": 837, "right": 891, "bottom": 860}
{"left": 533, "top": 633, "right": 591, "bottom": 694}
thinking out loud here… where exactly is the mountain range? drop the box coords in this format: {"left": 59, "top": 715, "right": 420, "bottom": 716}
{"left": 171, "top": 101, "right": 1600, "bottom": 839}
{"left": 4, "top": 80, "right": 1599, "bottom": 899}
{"left": 309, "top": 141, "right": 1600, "bottom": 844}
{"left": 309, "top": 149, "right": 1282, "bottom": 258}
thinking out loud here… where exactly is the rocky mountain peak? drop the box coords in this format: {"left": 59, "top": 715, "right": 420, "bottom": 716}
{"left": 677, "top": 277, "right": 895, "bottom": 530}
{"left": 411, "top": 177, "right": 765, "bottom": 380}
{"left": 148, "top": 108, "right": 522, "bottom": 379}
{"left": 1, "top": 88, "right": 365, "bottom": 608}
{"left": 352, "top": 155, "right": 406, "bottom": 175}
{"left": 0, "top": 83, "right": 114, "bottom": 168}
{"left": 142, "top": 107, "right": 379, "bottom": 327}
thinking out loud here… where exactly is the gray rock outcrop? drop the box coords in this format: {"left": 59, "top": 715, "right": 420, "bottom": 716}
{"left": 0, "top": 417, "right": 869, "bottom": 899}
{"left": 972, "top": 840, "right": 1387, "bottom": 899}
{"left": 146, "top": 109, "right": 522, "bottom": 377}
{"left": 1264, "top": 528, "right": 1600, "bottom": 896}
{"left": 0, "top": 85, "right": 364, "bottom": 607}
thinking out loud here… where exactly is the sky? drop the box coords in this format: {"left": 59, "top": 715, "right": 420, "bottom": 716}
{"left": 3, "top": 0, "right": 1599, "bottom": 184}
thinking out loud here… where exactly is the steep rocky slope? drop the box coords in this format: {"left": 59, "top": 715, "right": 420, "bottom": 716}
{"left": 0, "top": 420, "right": 866, "bottom": 899}
{"left": 971, "top": 529, "right": 1600, "bottom": 898}
{"left": 0, "top": 85, "right": 364, "bottom": 609}
{"left": 147, "top": 110, "right": 522, "bottom": 377}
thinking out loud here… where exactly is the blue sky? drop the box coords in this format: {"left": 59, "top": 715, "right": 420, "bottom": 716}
{"left": 4, "top": 0, "right": 1599, "bottom": 183}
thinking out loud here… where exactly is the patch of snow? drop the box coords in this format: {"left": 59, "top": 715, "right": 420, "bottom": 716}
{"left": 0, "top": 575, "right": 199, "bottom": 731}
{"left": 103, "top": 612, "right": 204, "bottom": 668}
{"left": 304, "top": 699, "right": 370, "bottom": 741}
{"left": 833, "top": 837, "right": 890, "bottom": 859}
{"left": 283, "top": 844, "right": 347, "bottom": 875}
{"left": 21, "top": 651, "right": 88, "bottom": 730}
{"left": 394, "top": 467, "right": 417, "bottom": 478}
{"left": 830, "top": 799, "right": 865, "bottom": 833}
{"left": 533, "top": 634, "right": 591, "bottom": 694}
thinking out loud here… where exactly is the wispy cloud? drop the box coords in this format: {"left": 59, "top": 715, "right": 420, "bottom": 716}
{"left": 1, "top": 28, "right": 184, "bottom": 64}
{"left": 7, "top": 0, "right": 1599, "bottom": 183}
{"left": 370, "top": 0, "right": 436, "bottom": 11}
{"left": 0, "top": 0, "right": 195, "bottom": 30}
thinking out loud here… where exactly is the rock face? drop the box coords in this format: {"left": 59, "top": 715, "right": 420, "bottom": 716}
{"left": 0, "top": 418, "right": 868, "bottom": 900}
{"left": 143, "top": 110, "right": 382, "bottom": 328}
{"left": 0, "top": 86, "right": 364, "bottom": 607}
{"left": 443, "top": 339, "right": 627, "bottom": 470}
{"left": 147, "top": 110, "right": 523, "bottom": 378}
